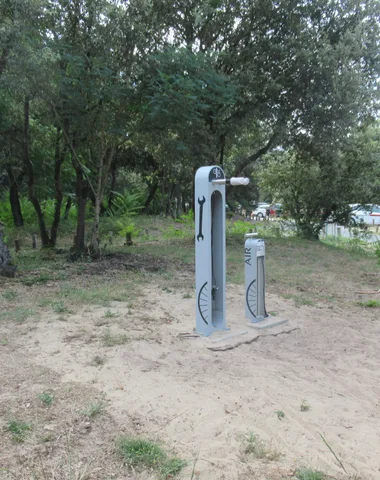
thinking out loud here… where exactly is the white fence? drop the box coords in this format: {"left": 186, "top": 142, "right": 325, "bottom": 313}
{"left": 321, "top": 223, "right": 380, "bottom": 243}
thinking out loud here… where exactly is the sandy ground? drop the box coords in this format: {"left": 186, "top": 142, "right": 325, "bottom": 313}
{"left": 1, "top": 280, "right": 380, "bottom": 479}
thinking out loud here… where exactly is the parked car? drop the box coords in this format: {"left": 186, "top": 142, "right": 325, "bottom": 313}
{"left": 350, "top": 204, "right": 380, "bottom": 225}
{"left": 270, "top": 204, "right": 283, "bottom": 217}
{"left": 252, "top": 203, "right": 271, "bottom": 219}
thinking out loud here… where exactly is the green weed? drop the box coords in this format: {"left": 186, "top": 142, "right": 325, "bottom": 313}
{"left": 60, "top": 284, "right": 127, "bottom": 306}
{"left": 117, "top": 437, "right": 165, "bottom": 469}
{"left": 2, "top": 291, "right": 18, "bottom": 300}
{"left": 0, "top": 308, "right": 35, "bottom": 323}
{"left": 52, "top": 301, "right": 70, "bottom": 313}
{"left": 162, "top": 223, "right": 193, "bottom": 240}
{"left": 357, "top": 299, "right": 380, "bottom": 308}
{"left": 116, "top": 436, "right": 186, "bottom": 478}
{"left": 102, "top": 329, "right": 128, "bottom": 347}
{"left": 21, "top": 273, "right": 54, "bottom": 286}
{"left": 38, "top": 392, "right": 54, "bottom": 406}
{"left": 276, "top": 410, "right": 285, "bottom": 420}
{"left": 295, "top": 468, "right": 325, "bottom": 480}
{"left": 8, "top": 420, "right": 31, "bottom": 442}
{"left": 242, "top": 432, "right": 281, "bottom": 461}
{"left": 91, "top": 355, "right": 106, "bottom": 366}
{"left": 159, "top": 457, "right": 187, "bottom": 478}
{"left": 300, "top": 400, "right": 310, "bottom": 412}
{"left": 103, "top": 309, "right": 120, "bottom": 318}
{"left": 294, "top": 295, "right": 315, "bottom": 307}
{"left": 82, "top": 402, "right": 106, "bottom": 418}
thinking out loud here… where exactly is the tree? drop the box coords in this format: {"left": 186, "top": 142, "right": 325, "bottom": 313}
{"left": 258, "top": 124, "right": 380, "bottom": 239}
{"left": 0, "top": 221, "right": 16, "bottom": 277}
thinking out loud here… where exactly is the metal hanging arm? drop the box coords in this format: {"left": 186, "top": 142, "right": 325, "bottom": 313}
{"left": 212, "top": 177, "right": 250, "bottom": 186}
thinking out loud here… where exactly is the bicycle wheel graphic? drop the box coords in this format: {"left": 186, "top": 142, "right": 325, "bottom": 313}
{"left": 246, "top": 279, "right": 257, "bottom": 318}
{"left": 197, "top": 281, "right": 209, "bottom": 325}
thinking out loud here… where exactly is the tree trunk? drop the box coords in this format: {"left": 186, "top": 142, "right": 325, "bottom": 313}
{"left": 143, "top": 178, "right": 159, "bottom": 214}
{"left": 6, "top": 166, "right": 24, "bottom": 227}
{"left": 22, "top": 97, "right": 50, "bottom": 247}
{"left": 49, "top": 127, "right": 67, "bottom": 247}
{"left": 90, "top": 147, "right": 115, "bottom": 257}
{"left": 63, "top": 196, "right": 72, "bottom": 220}
{"left": 107, "top": 162, "right": 117, "bottom": 212}
{"left": 73, "top": 167, "right": 88, "bottom": 257}
{"left": 166, "top": 184, "right": 176, "bottom": 219}
{"left": 0, "top": 224, "right": 16, "bottom": 277}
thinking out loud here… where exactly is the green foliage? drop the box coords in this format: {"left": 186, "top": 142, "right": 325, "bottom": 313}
{"left": 102, "top": 329, "right": 128, "bottom": 347}
{"left": 0, "top": 196, "right": 77, "bottom": 229}
{"left": 357, "top": 299, "right": 380, "bottom": 308}
{"left": 0, "top": 307, "right": 35, "bottom": 323}
{"left": 227, "top": 220, "right": 253, "bottom": 236}
{"left": 116, "top": 436, "right": 186, "bottom": 478}
{"left": 117, "top": 437, "right": 166, "bottom": 469}
{"left": 159, "top": 457, "right": 187, "bottom": 478}
{"left": 176, "top": 209, "right": 194, "bottom": 225}
{"left": 116, "top": 219, "right": 141, "bottom": 238}
{"left": 374, "top": 242, "right": 380, "bottom": 264}
{"left": 82, "top": 402, "right": 107, "bottom": 418}
{"left": 242, "top": 432, "right": 281, "bottom": 461}
{"left": 107, "top": 190, "right": 145, "bottom": 217}
{"left": 162, "top": 225, "right": 190, "bottom": 240}
{"left": 7, "top": 420, "right": 31, "bottom": 443}
{"left": 1, "top": 0, "right": 380, "bottom": 249}
{"left": 2, "top": 291, "right": 18, "bottom": 300}
{"left": 295, "top": 468, "right": 325, "bottom": 480}
{"left": 38, "top": 392, "right": 54, "bottom": 406}
{"left": 276, "top": 410, "right": 285, "bottom": 420}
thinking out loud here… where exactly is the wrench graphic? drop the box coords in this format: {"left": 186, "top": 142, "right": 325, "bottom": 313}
{"left": 197, "top": 196, "right": 206, "bottom": 241}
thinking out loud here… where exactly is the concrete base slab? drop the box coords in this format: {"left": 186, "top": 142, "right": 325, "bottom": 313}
{"left": 204, "top": 319, "right": 295, "bottom": 351}
{"left": 248, "top": 317, "right": 288, "bottom": 330}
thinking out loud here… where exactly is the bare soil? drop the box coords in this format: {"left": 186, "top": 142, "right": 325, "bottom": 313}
{"left": 1, "top": 247, "right": 380, "bottom": 480}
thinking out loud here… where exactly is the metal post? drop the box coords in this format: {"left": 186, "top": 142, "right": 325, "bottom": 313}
{"left": 195, "top": 166, "right": 249, "bottom": 336}
{"left": 245, "top": 233, "right": 268, "bottom": 323}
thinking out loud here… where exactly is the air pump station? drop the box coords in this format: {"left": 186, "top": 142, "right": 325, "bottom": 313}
{"left": 195, "top": 166, "right": 249, "bottom": 336}
{"left": 244, "top": 234, "right": 268, "bottom": 323}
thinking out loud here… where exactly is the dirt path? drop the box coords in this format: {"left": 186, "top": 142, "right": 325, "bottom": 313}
{"left": 1, "top": 281, "right": 379, "bottom": 479}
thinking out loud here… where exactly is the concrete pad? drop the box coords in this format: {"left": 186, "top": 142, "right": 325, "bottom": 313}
{"left": 248, "top": 317, "right": 288, "bottom": 330}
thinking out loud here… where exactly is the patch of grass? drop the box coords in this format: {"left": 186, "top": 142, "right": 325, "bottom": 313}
{"left": 2, "top": 290, "right": 18, "bottom": 300}
{"left": 300, "top": 400, "right": 310, "bottom": 412}
{"left": 117, "top": 437, "right": 165, "bottom": 469}
{"left": 242, "top": 432, "right": 281, "bottom": 461}
{"left": 21, "top": 273, "right": 54, "bottom": 286}
{"left": 103, "top": 309, "right": 120, "bottom": 318}
{"left": 82, "top": 401, "right": 106, "bottom": 418}
{"left": 0, "top": 307, "right": 35, "bottom": 323}
{"left": 38, "top": 392, "right": 54, "bottom": 406}
{"left": 182, "top": 293, "right": 192, "bottom": 299}
{"left": 60, "top": 283, "right": 129, "bottom": 306}
{"left": 295, "top": 467, "right": 326, "bottom": 480}
{"left": 1, "top": 338, "right": 8, "bottom": 346}
{"left": 91, "top": 355, "right": 106, "bottom": 366}
{"left": 294, "top": 295, "right": 316, "bottom": 307}
{"left": 7, "top": 420, "right": 32, "bottom": 442}
{"left": 40, "top": 433, "right": 53, "bottom": 443}
{"left": 116, "top": 436, "right": 186, "bottom": 478}
{"left": 52, "top": 301, "right": 70, "bottom": 313}
{"left": 159, "top": 457, "right": 187, "bottom": 478}
{"left": 38, "top": 297, "right": 53, "bottom": 308}
{"left": 276, "top": 410, "right": 285, "bottom": 420}
{"left": 102, "top": 329, "right": 128, "bottom": 347}
{"left": 357, "top": 299, "right": 380, "bottom": 308}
